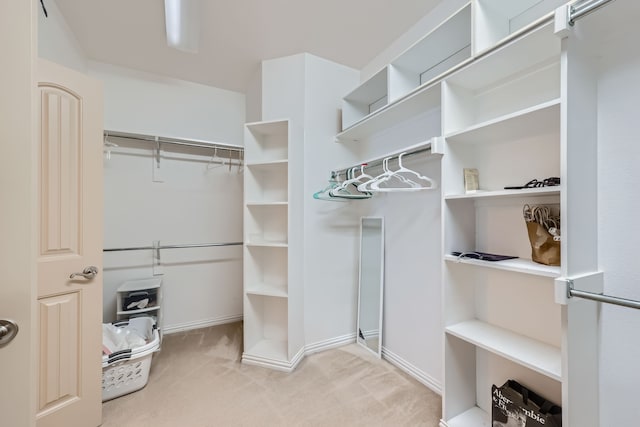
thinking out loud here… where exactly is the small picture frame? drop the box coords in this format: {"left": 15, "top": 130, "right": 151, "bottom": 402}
{"left": 464, "top": 168, "right": 479, "bottom": 193}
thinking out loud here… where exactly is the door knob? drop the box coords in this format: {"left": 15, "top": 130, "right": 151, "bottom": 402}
{"left": 69, "top": 266, "right": 99, "bottom": 280}
{"left": 0, "top": 319, "right": 19, "bottom": 345}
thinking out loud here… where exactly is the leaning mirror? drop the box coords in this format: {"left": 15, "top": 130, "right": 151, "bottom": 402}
{"left": 357, "top": 217, "right": 384, "bottom": 356}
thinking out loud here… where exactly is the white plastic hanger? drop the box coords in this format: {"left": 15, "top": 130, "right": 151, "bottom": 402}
{"left": 329, "top": 167, "right": 372, "bottom": 199}
{"left": 371, "top": 153, "right": 437, "bottom": 192}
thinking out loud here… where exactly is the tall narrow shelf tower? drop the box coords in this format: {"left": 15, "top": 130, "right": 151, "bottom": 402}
{"left": 242, "top": 119, "right": 304, "bottom": 371}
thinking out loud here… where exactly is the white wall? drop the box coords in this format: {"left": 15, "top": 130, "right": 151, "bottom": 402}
{"left": 37, "top": 0, "right": 87, "bottom": 72}
{"left": 88, "top": 61, "right": 245, "bottom": 143}
{"left": 597, "top": 36, "right": 640, "bottom": 426}
{"left": 302, "top": 55, "right": 362, "bottom": 347}
{"left": 92, "top": 62, "right": 246, "bottom": 332}
{"left": 260, "top": 54, "right": 361, "bottom": 351}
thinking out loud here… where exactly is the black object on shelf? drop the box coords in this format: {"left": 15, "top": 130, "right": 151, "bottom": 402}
{"left": 504, "top": 177, "right": 560, "bottom": 190}
{"left": 452, "top": 251, "right": 518, "bottom": 262}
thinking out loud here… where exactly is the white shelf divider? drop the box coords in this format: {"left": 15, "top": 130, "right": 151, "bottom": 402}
{"left": 444, "top": 99, "right": 560, "bottom": 144}
{"left": 336, "top": 82, "right": 442, "bottom": 142}
{"left": 446, "top": 320, "right": 562, "bottom": 381}
{"left": 245, "top": 201, "right": 289, "bottom": 207}
{"left": 244, "top": 339, "right": 289, "bottom": 362}
{"left": 246, "top": 159, "right": 289, "bottom": 168}
{"left": 444, "top": 254, "right": 560, "bottom": 278}
{"left": 246, "top": 239, "right": 288, "bottom": 248}
{"left": 445, "top": 406, "right": 490, "bottom": 427}
{"left": 444, "top": 186, "right": 559, "bottom": 200}
{"left": 245, "top": 283, "right": 288, "bottom": 299}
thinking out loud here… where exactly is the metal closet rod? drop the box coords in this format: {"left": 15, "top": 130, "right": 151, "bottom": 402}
{"left": 104, "top": 242, "right": 243, "bottom": 252}
{"left": 332, "top": 144, "right": 432, "bottom": 179}
{"left": 104, "top": 130, "right": 244, "bottom": 153}
{"left": 569, "top": 0, "right": 615, "bottom": 25}
{"left": 570, "top": 288, "right": 640, "bottom": 310}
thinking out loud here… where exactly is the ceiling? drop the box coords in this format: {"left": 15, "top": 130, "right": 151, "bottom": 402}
{"left": 54, "top": 0, "right": 441, "bottom": 93}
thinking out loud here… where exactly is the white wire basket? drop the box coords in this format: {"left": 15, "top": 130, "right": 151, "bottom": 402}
{"left": 101, "top": 319, "right": 160, "bottom": 402}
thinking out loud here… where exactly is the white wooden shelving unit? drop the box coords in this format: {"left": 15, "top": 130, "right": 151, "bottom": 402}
{"left": 336, "top": 2, "right": 472, "bottom": 142}
{"left": 242, "top": 119, "right": 305, "bottom": 372}
{"left": 334, "top": 1, "right": 604, "bottom": 426}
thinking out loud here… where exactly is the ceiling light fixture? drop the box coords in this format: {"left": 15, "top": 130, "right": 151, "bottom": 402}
{"left": 164, "top": 0, "right": 201, "bottom": 53}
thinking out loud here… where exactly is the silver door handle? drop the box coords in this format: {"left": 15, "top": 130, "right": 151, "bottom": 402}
{"left": 0, "top": 319, "right": 19, "bottom": 345}
{"left": 69, "top": 266, "right": 99, "bottom": 280}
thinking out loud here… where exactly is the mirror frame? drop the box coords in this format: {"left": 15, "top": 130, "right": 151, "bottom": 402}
{"left": 356, "top": 216, "right": 384, "bottom": 357}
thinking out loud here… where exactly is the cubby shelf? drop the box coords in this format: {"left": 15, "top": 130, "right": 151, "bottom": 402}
{"left": 243, "top": 118, "right": 302, "bottom": 372}
{"left": 446, "top": 320, "right": 562, "bottom": 381}
{"left": 445, "top": 406, "right": 490, "bottom": 427}
{"left": 245, "top": 283, "right": 288, "bottom": 299}
{"left": 245, "top": 201, "right": 288, "bottom": 207}
{"left": 444, "top": 99, "right": 560, "bottom": 144}
{"left": 116, "top": 306, "right": 160, "bottom": 317}
{"left": 444, "top": 254, "right": 560, "bottom": 278}
{"left": 244, "top": 339, "right": 289, "bottom": 362}
{"left": 246, "top": 240, "right": 288, "bottom": 248}
{"left": 246, "top": 159, "right": 288, "bottom": 167}
{"left": 336, "top": 82, "right": 442, "bottom": 142}
{"left": 444, "top": 186, "right": 559, "bottom": 200}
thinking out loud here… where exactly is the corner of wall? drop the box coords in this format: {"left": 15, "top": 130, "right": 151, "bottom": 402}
{"left": 37, "top": 0, "right": 88, "bottom": 73}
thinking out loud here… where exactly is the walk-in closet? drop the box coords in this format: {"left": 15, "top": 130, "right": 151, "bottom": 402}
{"left": 2, "top": 0, "right": 640, "bottom": 426}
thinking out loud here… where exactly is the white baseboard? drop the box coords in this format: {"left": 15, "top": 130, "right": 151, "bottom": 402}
{"left": 381, "top": 346, "right": 442, "bottom": 395}
{"left": 439, "top": 420, "right": 448, "bottom": 427}
{"left": 162, "top": 314, "right": 243, "bottom": 335}
{"left": 305, "top": 332, "right": 356, "bottom": 355}
{"left": 242, "top": 345, "right": 305, "bottom": 373}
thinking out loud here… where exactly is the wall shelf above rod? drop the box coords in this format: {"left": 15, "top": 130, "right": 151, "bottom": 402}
{"left": 332, "top": 137, "right": 442, "bottom": 179}
{"left": 104, "top": 130, "right": 244, "bottom": 153}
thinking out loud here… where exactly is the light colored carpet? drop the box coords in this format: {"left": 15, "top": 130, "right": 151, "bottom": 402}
{"left": 101, "top": 322, "right": 442, "bottom": 426}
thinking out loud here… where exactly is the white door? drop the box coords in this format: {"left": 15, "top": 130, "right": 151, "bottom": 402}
{"left": 0, "top": 1, "right": 38, "bottom": 426}
{"left": 35, "top": 60, "right": 104, "bottom": 427}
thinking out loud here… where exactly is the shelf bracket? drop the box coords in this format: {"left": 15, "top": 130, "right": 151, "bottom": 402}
{"left": 555, "top": 272, "right": 604, "bottom": 305}
{"left": 152, "top": 240, "right": 164, "bottom": 276}
{"left": 554, "top": 4, "right": 573, "bottom": 38}
{"left": 152, "top": 136, "right": 164, "bottom": 182}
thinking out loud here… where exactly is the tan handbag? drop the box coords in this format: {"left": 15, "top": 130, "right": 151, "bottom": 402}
{"left": 526, "top": 221, "right": 560, "bottom": 266}
{"left": 524, "top": 204, "right": 560, "bottom": 266}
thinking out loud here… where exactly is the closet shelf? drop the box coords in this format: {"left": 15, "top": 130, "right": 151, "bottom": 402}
{"left": 447, "top": 20, "right": 559, "bottom": 91}
{"left": 446, "top": 320, "right": 561, "bottom": 381}
{"left": 245, "top": 283, "right": 288, "bottom": 298}
{"left": 244, "top": 339, "right": 288, "bottom": 362}
{"left": 444, "top": 254, "right": 560, "bottom": 277}
{"left": 444, "top": 99, "right": 560, "bottom": 144}
{"left": 246, "top": 201, "right": 288, "bottom": 207}
{"left": 335, "top": 82, "right": 442, "bottom": 143}
{"left": 116, "top": 306, "right": 160, "bottom": 316}
{"left": 445, "top": 406, "right": 489, "bottom": 427}
{"left": 245, "top": 239, "right": 288, "bottom": 248}
{"left": 444, "top": 186, "right": 560, "bottom": 201}
{"left": 246, "top": 159, "right": 288, "bottom": 168}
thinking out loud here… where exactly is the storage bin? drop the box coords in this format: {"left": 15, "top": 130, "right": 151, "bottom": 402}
{"left": 102, "top": 318, "right": 160, "bottom": 401}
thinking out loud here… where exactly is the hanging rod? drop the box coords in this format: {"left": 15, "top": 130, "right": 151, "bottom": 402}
{"left": 332, "top": 139, "right": 438, "bottom": 179}
{"left": 569, "top": 283, "right": 640, "bottom": 310}
{"left": 568, "top": 0, "right": 615, "bottom": 25}
{"left": 104, "top": 130, "right": 244, "bottom": 153}
{"left": 104, "top": 242, "right": 243, "bottom": 252}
